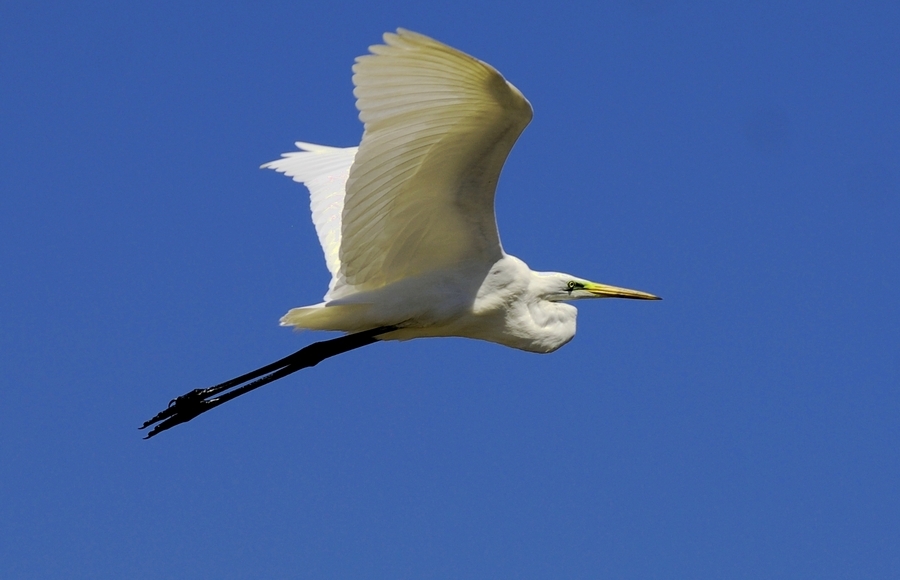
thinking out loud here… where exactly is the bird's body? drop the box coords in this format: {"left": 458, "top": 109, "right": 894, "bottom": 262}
{"left": 142, "top": 28, "right": 659, "bottom": 438}
{"left": 281, "top": 253, "right": 578, "bottom": 353}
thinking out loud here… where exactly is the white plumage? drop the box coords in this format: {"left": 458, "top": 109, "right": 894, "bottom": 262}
{"left": 262, "top": 29, "right": 658, "bottom": 353}
{"left": 262, "top": 142, "right": 356, "bottom": 298}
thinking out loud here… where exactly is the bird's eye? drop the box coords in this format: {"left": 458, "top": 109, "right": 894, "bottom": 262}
{"left": 567, "top": 281, "right": 579, "bottom": 291}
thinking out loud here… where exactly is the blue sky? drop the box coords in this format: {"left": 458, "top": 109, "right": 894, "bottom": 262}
{"left": 2, "top": 1, "right": 898, "bottom": 578}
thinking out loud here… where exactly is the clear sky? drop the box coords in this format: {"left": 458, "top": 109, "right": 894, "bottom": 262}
{"left": 2, "top": 2, "right": 898, "bottom": 578}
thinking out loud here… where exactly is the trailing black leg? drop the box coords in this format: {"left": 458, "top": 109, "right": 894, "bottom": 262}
{"left": 140, "top": 326, "right": 397, "bottom": 439}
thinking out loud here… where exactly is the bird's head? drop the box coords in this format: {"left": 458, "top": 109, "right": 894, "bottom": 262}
{"left": 535, "top": 272, "right": 661, "bottom": 303}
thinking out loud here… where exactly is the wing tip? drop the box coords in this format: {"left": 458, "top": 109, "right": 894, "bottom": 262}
{"left": 260, "top": 142, "right": 354, "bottom": 171}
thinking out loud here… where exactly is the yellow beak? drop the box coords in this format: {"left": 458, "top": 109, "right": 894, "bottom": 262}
{"left": 585, "top": 282, "right": 661, "bottom": 300}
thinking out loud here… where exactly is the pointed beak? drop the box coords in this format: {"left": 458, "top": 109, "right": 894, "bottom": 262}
{"left": 584, "top": 282, "right": 661, "bottom": 300}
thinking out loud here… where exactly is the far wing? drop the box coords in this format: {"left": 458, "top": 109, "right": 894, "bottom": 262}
{"left": 340, "top": 29, "right": 533, "bottom": 290}
{"left": 262, "top": 142, "right": 357, "bottom": 297}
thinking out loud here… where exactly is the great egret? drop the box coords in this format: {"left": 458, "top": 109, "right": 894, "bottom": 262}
{"left": 142, "top": 29, "right": 659, "bottom": 438}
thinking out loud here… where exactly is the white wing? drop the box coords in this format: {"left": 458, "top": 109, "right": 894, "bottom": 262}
{"left": 340, "top": 29, "right": 533, "bottom": 291}
{"left": 262, "top": 142, "right": 357, "bottom": 298}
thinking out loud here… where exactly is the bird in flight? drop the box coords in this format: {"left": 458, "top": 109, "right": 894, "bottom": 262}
{"left": 142, "top": 29, "right": 660, "bottom": 438}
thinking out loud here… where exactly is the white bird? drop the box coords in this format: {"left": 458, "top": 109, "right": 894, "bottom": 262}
{"left": 142, "top": 29, "right": 659, "bottom": 438}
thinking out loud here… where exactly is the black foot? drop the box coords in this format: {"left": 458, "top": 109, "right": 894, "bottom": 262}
{"left": 141, "top": 388, "right": 220, "bottom": 438}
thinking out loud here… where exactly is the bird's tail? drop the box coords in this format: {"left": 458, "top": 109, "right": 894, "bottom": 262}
{"left": 279, "top": 303, "right": 375, "bottom": 333}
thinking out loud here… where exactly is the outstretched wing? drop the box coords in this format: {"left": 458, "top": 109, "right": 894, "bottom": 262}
{"left": 262, "top": 142, "right": 357, "bottom": 298}
{"left": 340, "top": 29, "right": 533, "bottom": 291}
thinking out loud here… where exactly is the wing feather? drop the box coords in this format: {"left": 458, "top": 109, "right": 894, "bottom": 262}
{"left": 339, "top": 29, "right": 533, "bottom": 290}
{"left": 261, "top": 142, "right": 357, "bottom": 296}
